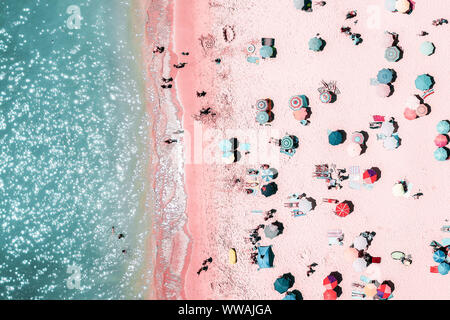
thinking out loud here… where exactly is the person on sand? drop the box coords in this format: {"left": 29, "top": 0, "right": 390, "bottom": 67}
{"left": 196, "top": 91, "right": 206, "bottom": 97}
{"left": 269, "top": 137, "right": 281, "bottom": 146}
{"left": 153, "top": 46, "right": 164, "bottom": 53}
{"left": 307, "top": 263, "right": 318, "bottom": 277}
{"left": 412, "top": 190, "right": 423, "bottom": 199}
{"left": 164, "top": 138, "right": 177, "bottom": 144}
{"left": 173, "top": 62, "right": 187, "bottom": 68}
{"left": 181, "top": 52, "right": 189, "bottom": 56}
{"left": 118, "top": 233, "right": 125, "bottom": 240}
{"left": 161, "top": 77, "right": 173, "bottom": 83}
{"left": 161, "top": 84, "right": 172, "bottom": 89}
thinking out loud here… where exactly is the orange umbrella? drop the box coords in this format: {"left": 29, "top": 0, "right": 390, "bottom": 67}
{"left": 344, "top": 247, "right": 359, "bottom": 262}
{"left": 364, "top": 283, "right": 377, "bottom": 298}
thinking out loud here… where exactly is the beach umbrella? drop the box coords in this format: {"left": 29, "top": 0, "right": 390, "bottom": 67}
{"left": 274, "top": 273, "right": 294, "bottom": 294}
{"left": 219, "top": 139, "right": 233, "bottom": 152}
{"left": 260, "top": 45, "right": 273, "bottom": 58}
{"left": 380, "top": 121, "right": 395, "bottom": 137}
{"left": 323, "top": 289, "right": 337, "bottom": 300}
{"left": 434, "top": 148, "right": 448, "bottom": 161}
{"left": 353, "top": 258, "right": 368, "bottom": 272}
{"left": 353, "top": 236, "right": 368, "bottom": 250}
{"left": 434, "top": 135, "right": 448, "bottom": 148}
{"left": 261, "top": 169, "right": 274, "bottom": 182}
{"left": 256, "top": 99, "right": 269, "bottom": 111}
{"left": 281, "top": 136, "right": 294, "bottom": 150}
{"left": 328, "top": 131, "right": 343, "bottom": 146}
{"left": 344, "top": 247, "right": 359, "bottom": 261}
{"left": 282, "top": 293, "right": 296, "bottom": 300}
{"left": 377, "top": 68, "right": 394, "bottom": 84}
{"left": 351, "top": 132, "right": 364, "bottom": 145}
{"left": 420, "top": 41, "right": 435, "bottom": 56}
{"left": 323, "top": 275, "right": 338, "bottom": 290}
{"left": 437, "top": 120, "right": 450, "bottom": 134}
{"left": 289, "top": 95, "right": 304, "bottom": 111}
{"left": 261, "top": 182, "right": 278, "bottom": 197}
{"left": 222, "top": 151, "right": 235, "bottom": 164}
{"left": 438, "top": 262, "right": 450, "bottom": 275}
{"left": 384, "top": 0, "right": 396, "bottom": 12}
{"left": 308, "top": 37, "right": 324, "bottom": 52}
{"left": 395, "top": 0, "right": 410, "bottom": 13}
{"left": 256, "top": 111, "right": 270, "bottom": 124}
{"left": 298, "top": 198, "right": 312, "bottom": 213}
{"left": 433, "top": 250, "right": 447, "bottom": 263}
{"left": 377, "top": 284, "right": 392, "bottom": 299}
{"left": 347, "top": 143, "right": 361, "bottom": 158}
{"left": 319, "top": 91, "right": 332, "bottom": 103}
{"left": 392, "top": 183, "right": 406, "bottom": 197}
{"left": 335, "top": 202, "right": 350, "bottom": 217}
{"left": 294, "top": 0, "right": 312, "bottom": 11}
{"left": 363, "top": 169, "right": 378, "bottom": 184}
{"left": 383, "top": 135, "right": 399, "bottom": 150}
{"left": 376, "top": 84, "right": 391, "bottom": 97}
{"left": 264, "top": 223, "right": 281, "bottom": 239}
{"left": 257, "top": 246, "right": 274, "bottom": 269}
{"left": 405, "top": 95, "right": 420, "bottom": 109}
{"left": 385, "top": 46, "right": 401, "bottom": 62}
{"left": 293, "top": 108, "right": 308, "bottom": 121}
{"left": 415, "top": 74, "right": 433, "bottom": 91}
{"left": 404, "top": 108, "right": 417, "bottom": 120}
{"left": 364, "top": 283, "right": 378, "bottom": 298}
{"left": 416, "top": 104, "right": 428, "bottom": 117}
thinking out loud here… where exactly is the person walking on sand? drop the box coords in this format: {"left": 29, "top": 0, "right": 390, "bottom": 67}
{"left": 153, "top": 46, "right": 164, "bottom": 53}
{"left": 196, "top": 91, "right": 207, "bottom": 97}
{"left": 161, "top": 84, "right": 172, "bottom": 89}
{"left": 173, "top": 62, "right": 187, "bottom": 69}
{"left": 162, "top": 77, "right": 173, "bottom": 83}
{"left": 164, "top": 138, "right": 177, "bottom": 144}
{"left": 412, "top": 190, "right": 423, "bottom": 199}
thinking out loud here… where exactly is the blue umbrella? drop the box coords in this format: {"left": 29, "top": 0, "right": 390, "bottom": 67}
{"left": 260, "top": 46, "right": 273, "bottom": 58}
{"left": 219, "top": 139, "right": 232, "bottom": 152}
{"left": 415, "top": 74, "right": 433, "bottom": 91}
{"left": 377, "top": 68, "right": 394, "bottom": 84}
{"left": 433, "top": 250, "right": 447, "bottom": 263}
{"left": 438, "top": 262, "right": 450, "bottom": 275}
{"left": 256, "top": 111, "right": 270, "bottom": 124}
{"left": 261, "top": 169, "right": 274, "bottom": 182}
{"left": 434, "top": 148, "right": 448, "bottom": 161}
{"left": 308, "top": 37, "right": 324, "bottom": 52}
{"left": 328, "top": 131, "right": 343, "bottom": 146}
{"left": 437, "top": 120, "right": 450, "bottom": 134}
{"left": 282, "top": 293, "right": 296, "bottom": 300}
{"left": 274, "top": 273, "right": 295, "bottom": 294}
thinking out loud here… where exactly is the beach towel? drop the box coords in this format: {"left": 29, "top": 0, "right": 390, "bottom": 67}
{"left": 373, "top": 115, "right": 385, "bottom": 122}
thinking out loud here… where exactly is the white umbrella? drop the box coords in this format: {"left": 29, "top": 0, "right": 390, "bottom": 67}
{"left": 405, "top": 95, "right": 420, "bottom": 110}
{"left": 353, "top": 236, "right": 368, "bottom": 250}
{"left": 383, "top": 136, "right": 399, "bottom": 150}
{"left": 353, "top": 258, "right": 368, "bottom": 272}
{"left": 380, "top": 121, "right": 395, "bottom": 137}
{"left": 298, "top": 198, "right": 312, "bottom": 213}
{"left": 347, "top": 143, "right": 361, "bottom": 157}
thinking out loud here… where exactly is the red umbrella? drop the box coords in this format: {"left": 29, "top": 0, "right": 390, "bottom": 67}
{"left": 289, "top": 95, "right": 304, "bottom": 111}
{"left": 363, "top": 169, "right": 378, "bottom": 184}
{"left": 323, "top": 289, "right": 337, "bottom": 300}
{"left": 335, "top": 202, "right": 350, "bottom": 217}
{"left": 323, "top": 275, "right": 338, "bottom": 290}
{"left": 403, "top": 108, "right": 417, "bottom": 120}
{"left": 377, "top": 284, "right": 392, "bottom": 299}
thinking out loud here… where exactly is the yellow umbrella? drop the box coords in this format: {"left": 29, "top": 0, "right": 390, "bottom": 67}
{"left": 395, "top": 0, "right": 410, "bottom": 13}
{"left": 229, "top": 248, "right": 237, "bottom": 264}
{"left": 392, "top": 183, "right": 405, "bottom": 197}
{"left": 364, "top": 283, "right": 377, "bottom": 298}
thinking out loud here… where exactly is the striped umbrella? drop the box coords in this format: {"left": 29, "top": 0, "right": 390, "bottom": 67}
{"left": 289, "top": 95, "right": 304, "bottom": 111}
{"left": 323, "top": 275, "right": 338, "bottom": 290}
{"left": 335, "top": 202, "right": 350, "bottom": 217}
{"left": 363, "top": 169, "right": 378, "bottom": 184}
{"left": 261, "top": 169, "right": 274, "bottom": 182}
{"left": 319, "top": 91, "right": 332, "bottom": 103}
{"left": 281, "top": 136, "right": 294, "bottom": 150}
{"left": 377, "top": 284, "right": 392, "bottom": 299}
{"left": 351, "top": 132, "right": 364, "bottom": 145}
{"left": 385, "top": 46, "right": 401, "bottom": 62}
{"left": 433, "top": 250, "right": 447, "bottom": 263}
{"left": 256, "top": 99, "right": 269, "bottom": 111}
{"left": 364, "top": 283, "right": 378, "bottom": 298}
{"left": 256, "top": 111, "right": 270, "bottom": 124}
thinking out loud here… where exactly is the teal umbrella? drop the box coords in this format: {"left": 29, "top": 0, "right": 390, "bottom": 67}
{"left": 434, "top": 148, "right": 448, "bottom": 161}
{"left": 437, "top": 120, "right": 450, "bottom": 134}
{"left": 377, "top": 68, "right": 394, "bottom": 84}
{"left": 308, "top": 37, "right": 324, "bottom": 52}
{"left": 328, "top": 131, "right": 343, "bottom": 146}
{"left": 415, "top": 74, "right": 433, "bottom": 91}
{"left": 256, "top": 111, "right": 270, "bottom": 124}
{"left": 420, "top": 41, "right": 435, "bottom": 56}
{"left": 282, "top": 293, "right": 296, "bottom": 300}
{"left": 281, "top": 136, "right": 294, "bottom": 149}
{"left": 385, "top": 46, "right": 401, "bottom": 62}
{"left": 274, "top": 273, "right": 295, "bottom": 294}
{"left": 438, "top": 262, "right": 450, "bottom": 275}
{"left": 433, "top": 250, "right": 447, "bottom": 263}
{"left": 260, "top": 45, "right": 273, "bottom": 58}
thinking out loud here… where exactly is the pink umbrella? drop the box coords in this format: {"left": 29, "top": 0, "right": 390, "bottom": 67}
{"left": 351, "top": 132, "right": 364, "bottom": 145}
{"left": 344, "top": 247, "right": 359, "bottom": 262}
{"left": 293, "top": 108, "right": 308, "bottom": 121}
{"left": 376, "top": 84, "right": 391, "bottom": 97}
{"left": 434, "top": 134, "right": 448, "bottom": 147}
{"left": 403, "top": 108, "right": 417, "bottom": 120}
{"left": 415, "top": 104, "right": 428, "bottom": 117}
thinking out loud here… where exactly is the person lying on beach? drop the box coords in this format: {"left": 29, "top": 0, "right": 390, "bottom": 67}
{"left": 260, "top": 164, "right": 270, "bottom": 170}
{"left": 153, "top": 46, "right": 164, "bottom": 53}
{"left": 200, "top": 107, "right": 212, "bottom": 115}
{"left": 196, "top": 91, "right": 207, "bottom": 97}
{"left": 346, "top": 10, "right": 357, "bottom": 19}
{"left": 306, "top": 263, "right": 318, "bottom": 277}
{"left": 314, "top": 1, "right": 326, "bottom": 6}
{"left": 417, "top": 31, "right": 428, "bottom": 36}
{"left": 161, "top": 77, "right": 173, "bottom": 83}
{"left": 164, "top": 138, "right": 177, "bottom": 144}
{"left": 432, "top": 18, "right": 448, "bottom": 26}
{"left": 214, "top": 58, "right": 221, "bottom": 64}
{"left": 181, "top": 52, "right": 189, "bottom": 55}
{"left": 161, "top": 84, "right": 172, "bottom": 89}
{"left": 173, "top": 62, "right": 187, "bottom": 68}
{"left": 264, "top": 209, "right": 276, "bottom": 221}
{"left": 412, "top": 190, "right": 423, "bottom": 199}
{"left": 118, "top": 233, "right": 125, "bottom": 239}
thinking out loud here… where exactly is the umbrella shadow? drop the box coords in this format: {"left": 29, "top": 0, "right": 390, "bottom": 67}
{"left": 329, "top": 92, "right": 337, "bottom": 103}
{"left": 382, "top": 280, "right": 395, "bottom": 292}
{"left": 306, "top": 196, "right": 317, "bottom": 210}
{"left": 427, "top": 74, "right": 436, "bottom": 89}
{"left": 268, "top": 111, "right": 275, "bottom": 123}
{"left": 272, "top": 221, "right": 284, "bottom": 235}
{"left": 334, "top": 286, "right": 343, "bottom": 298}
{"left": 387, "top": 83, "right": 395, "bottom": 97}
{"left": 271, "top": 47, "right": 278, "bottom": 58}
{"left": 371, "top": 167, "right": 382, "bottom": 182}
{"left": 360, "top": 130, "right": 369, "bottom": 154}
{"left": 270, "top": 168, "right": 279, "bottom": 179}
{"left": 289, "top": 289, "right": 303, "bottom": 300}
{"left": 338, "top": 130, "right": 347, "bottom": 143}
{"left": 329, "top": 271, "right": 343, "bottom": 284}
{"left": 268, "top": 98, "right": 274, "bottom": 111}
{"left": 391, "top": 119, "right": 399, "bottom": 133}
{"left": 422, "top": 103, "right": 431, "bottom": 115}
{"left": 343, "top": 200, "right": 354, "bottom": 213}
{"left": 389, "top": 69, "right": 397, "bottom": 83}
{"left": 234, "top": 150, "right": 242, "bottom": 162}
{"left": 230, "top": 137, "right": 239, "bottom": 150}
{"left": 319, "top": 39, "right": 327, "bottom": 51}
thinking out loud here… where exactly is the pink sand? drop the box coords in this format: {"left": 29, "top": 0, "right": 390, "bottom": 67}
{"left": 168, "top": 0, "right": 450, "bottom": 299}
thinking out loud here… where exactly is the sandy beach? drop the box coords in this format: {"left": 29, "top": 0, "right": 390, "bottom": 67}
{"left": 149, "top": 0, "right": 450, "bottom": 300}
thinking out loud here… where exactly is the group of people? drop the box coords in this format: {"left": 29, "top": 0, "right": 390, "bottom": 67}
{"left": 196, "top": 257, "right": 213, "bottom": 275}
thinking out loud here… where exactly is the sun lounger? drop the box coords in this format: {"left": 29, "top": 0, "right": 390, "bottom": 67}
{"left": 352, "top": 291, "right": 366, "bottom": 299}
{"left": 371, "top": 257, "right": 381, "bottom": 263}
{"left": 280, "top": 148, "right": 296, "bottom": 157}
{"left": 369, "top": 122, "right": 383, "bottom": 129}
{"left": 441, "top": 226, "right": 450, "bottom": 232}
{"left": 442, "top": 238, "right": 450, "bottom": 246}
{"left": 247, "top": 56, "right": 259, "bottom": 64}
{"left": 292, "top": 209, "right": 305, "bottom": 217}
{"left": 323, "top": 198, "right": 339, "bottom": 203}
{"left": 328, "top": 237, "right": 343, "bottom": 246}
{"left": 363, "top": 183, "right": 374, "bottom": 190}
{"left": 360, "top": 275, "right": 371, "bottom": 283}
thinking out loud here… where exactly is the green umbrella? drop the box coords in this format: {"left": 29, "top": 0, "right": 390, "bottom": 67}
{"left": 420, "top": 41, "right": 435, "bottom": 56}
{"left": 328, "top": 131, "right": 343, "bottom": 146}
{"left": 308, "top": 37, "right": 324, "bottom": 52}
{"left": 415, "top": 74, "right": 433, "bottom": 91}
{"left": 434, "top": 148, "right": 448, "bottom": 161}
{"left": 437, "top": 120, "right": 450, "bottom": 134}
{"left": 281, "top": 136, "right": 294, "bottom": 149}
{"left": 260, "top": 45, "right": 273, "bottom": 58}
{"left": 377, "top": 68, "right": 394, "bottom": 84}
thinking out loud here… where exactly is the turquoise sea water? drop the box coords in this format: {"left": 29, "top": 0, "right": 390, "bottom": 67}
{"left": 0, "top": 0, "right": 152, "bottom": 299}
